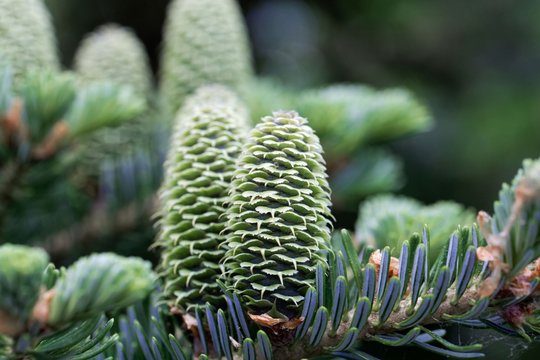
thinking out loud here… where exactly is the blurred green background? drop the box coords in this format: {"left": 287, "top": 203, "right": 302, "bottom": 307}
{"left": 42, "top": 0, "right": 540, "bottom": 358}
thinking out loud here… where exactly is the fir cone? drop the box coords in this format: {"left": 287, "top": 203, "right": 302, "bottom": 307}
{"left": 157, "top": 85, "right": 247, "bottom": 312}
{"left": 72, "top": 23, "right": 160, "bottom": 208}
{"left": 224, "top": 111, "right": 332, "bottom": 319}
{"left": 159, "top": 0, "right": 253, "bottom": 115}
{"left": 0, "top": 0, "right": 59, "bottom": 86}
{"left": 74, "top": 24, "right": 153, "bottom": 101}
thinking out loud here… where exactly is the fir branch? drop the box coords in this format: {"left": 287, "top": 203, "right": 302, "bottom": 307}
{"left": 32, "top": 253, "right": 156, "bottom": 327}
{"left": 257, "top": 159, "right": 540, "bottom": 359}
{"left": 271, "top": 285, "right": 481, "bottom": 360}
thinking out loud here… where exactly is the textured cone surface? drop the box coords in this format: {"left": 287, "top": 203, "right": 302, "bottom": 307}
{"left": 0, "top": 0, "right": 59, "bottom": 85}
{"left": 224, "top": 111, "right": 332, "bottom": 319}
{"left": 74, "top": 24, "right": 153, "bottom": 101}
{"left": 157, "top": 85, "right": 247, "bottom": 312}
{"left": 159, "top": 0, "right": 253, "bottom": 114}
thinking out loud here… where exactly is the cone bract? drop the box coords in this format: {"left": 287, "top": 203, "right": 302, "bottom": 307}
{"left": 159, "top": 0, "right": 253, "bottom": 114}
{"left": 157, "top": 85, "right": 247, "bottom": 312}
{"left": 224, "top": 111, "right": 332, "bottom": 319}
{"left": 0, "top": 0, "right": 59, "bottom": 85}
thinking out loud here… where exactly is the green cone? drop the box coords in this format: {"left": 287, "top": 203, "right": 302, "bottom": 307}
{"left": 74, "top": 23, "right": 153, "bottom": 101}
{"left": 157, "top": 85, "right": 247, "bottom": 312}
{"left": 224, "top": 111, "right": 333, "bottom": 319}
{"left": 159, "top": 0, "right": 253, "bottom": 115}
{"left": 0, "top": 0, "right": 59, "bottom": 85}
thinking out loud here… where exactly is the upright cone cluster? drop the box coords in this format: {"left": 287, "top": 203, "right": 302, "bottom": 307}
{"left": 0, "top": 0, "right": 59, "bottom": 85}
{"left": 74, "top": 24, "right": 153, "bottom": 101}
{"left": 157, "top": 85, "right": 247, "bottom": 312}
{"left": 224, "top": 111, "right": 332, "bottom": 319}
{"left": 159, "top": 0, "right": 253, "bottom": 114}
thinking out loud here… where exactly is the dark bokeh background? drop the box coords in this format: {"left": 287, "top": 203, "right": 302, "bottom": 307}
{"left": 43, "top": 0, "right": 540, "bottom": 358}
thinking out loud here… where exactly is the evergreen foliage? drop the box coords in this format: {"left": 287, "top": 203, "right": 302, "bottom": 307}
{"left": 46, "top": 253, "right": 156, "bottom": 326}
{"left": 244, "top": 81, "right": 431, "bottom": 158}
{"left": 0, "top": 65, "right": 144, "bottom": 163}
{"left": 156, "top": 157, "right": 540, "bottom": 360}
{"left": 2, "top": 1, "right": 540, "bottom": 359}
{"left": 0, "top": 64, "right": 145, "bottom": 243}
{"left": 356, "top": 194, "right": 475, "bottom": 263}
{"left": 0, "top": 244, "right": 155, "bottom": 359}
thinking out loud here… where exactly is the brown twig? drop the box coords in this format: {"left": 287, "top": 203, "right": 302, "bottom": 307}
{"left": 31, "top": 122, "right": 69, "bottom": 161}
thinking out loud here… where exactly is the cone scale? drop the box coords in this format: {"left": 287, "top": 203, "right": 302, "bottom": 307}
{"left": 157, "top": 85, "right": 247, "bottom": 312}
